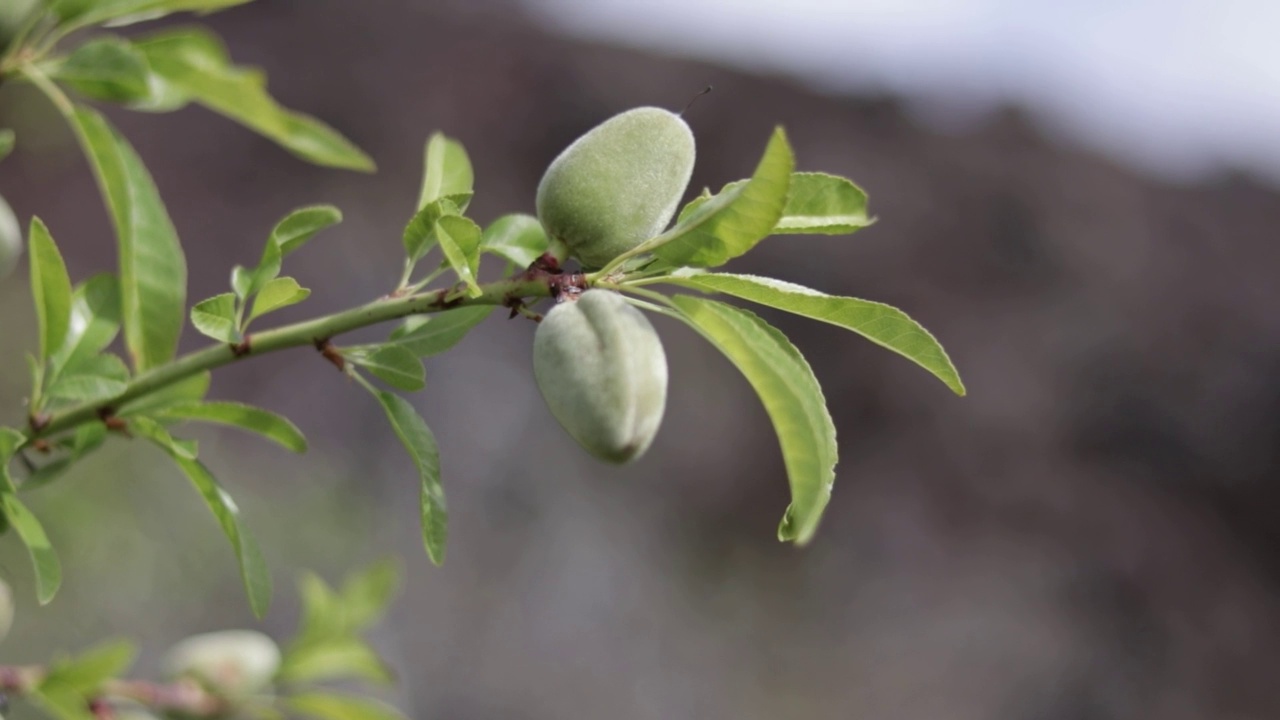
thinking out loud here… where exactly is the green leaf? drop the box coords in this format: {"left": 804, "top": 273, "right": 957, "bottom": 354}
{"left": 675, "top": 187, "right": 714, "bottom": 223}
{"left": 131, "top": 416, "right": 197, "bottom": 460}
{"left": 0, "top": 427, "right": 24, "bottom": 463}
{"left": 284, "top": 561, "right": 399, "bottom": 661}
{"left": 132, "top": 28, "right": 375, "bottom": 171}
{"left": 648, "top": 128, "right": 794, "bottom": 268}
{"left": 48, "top": 0, "right": 97, "bottom": 22}
{"left": 418, "top": 132, "right": 474, "bottom": 212}
{"left": 0, "top": 129, "right": 15, "bottom": 163}
{"left": 248, "top": 276, "right": 310, "bottom": 323}
{"left": 70, "top": 105, "right": 186, "bottom": 371}
{"left": 670, "top": 273, "right": 965, "bottom": 395}
{"left": 129, "top": 68, "right": 190, "bottom": 113}
{"left": 340, "top": 558, "right": 400, "bottom": 629}
{"left": 156, "top": 400, "right": 307, "bottom": 452}
{"left": 160, "top": 452, "right": 272, "bottom": 617}
{"left": 250, "top": 236, "right": 283, "bottom": 296}
{"left": 293, "top": 572, "right": 345, "bottom": 643}
{"left": 387, "top": 305, "right": 492, "bottom": 357}
{"left": 45, "top": 375, "right": 128, "bottom": 404}
{"left": 671, "top": 296, "right": 836, "bottom": 545}
{"left": 29, "top": 684, "right": 94, "bottom": 720}
{"left": 182, "top": 471, "right": 270, "bottom": 625}
{"left": 434, "top": 215, "right": 482, "bottom": 297}
{"left": 480, "top": 214, "right": 549, "bottom": 268}
{"left": 47, "top": 36, "right": 151, "bottom": 103}
{"left": 281, "top": 571, "right": 396, "bottom": 684}
{"left": 231, "top": 264, "right": 253, "bottom": 298}
{"left": 401, "top": 197, "right": 459, "bottom": 263}
{"left": 278, "top": 637, "right": 393, "bottom": 686}
{"left": 28, "top": 218, "right": 74, "bottom": 365}
{"left": 678, "top": 172, "right": 873, "bottom": 237}
{"left": 46, "top": 353, "right": 130, "bottom": 402}
{"left": 370, "top": 391, "right": 446, "bottom": 565}
{"left": 55, "top": 353, "right": 129, "bottom": 382}
{"left": 27, "top": 353, "right": 44, "bottom": 409}
{"left": 0, "top": 430, "right": 24, "bottom": 538}
{"left": 114, "top": 1, "right": 255, "bottom": 24}
{"left": 52, "top": 0, "right": 254, "bottom": 30}
{"left": 190, "top": 292, "right": 240, "bottom": 343}
{"left": 287, "top": 693, "right": 406, "bottom": 720}
{"left": 43, "top": 639, "right": 138, "bottom": 693}
{"left": 0, "top": 460, "right": 63, "bottom": 603}
{"left": 49, "top": 274, "right": 122, "bottom": 383}
{"left": 775, "top": 172, "right": 873, "bottom": 234}
{"left": 116, "top": 371, "right": 210, "bottom": 416}
{"left": 246, "top": 205, "right": 343, "bottom": 295}
{"left": 350, "top": 346, "right": 426, "bottom": 393}
{"left": 268, "top": 204, "right": 343, "bottom": 257}
{"left": 0, "top": 430, "right": 24, "bottom": 511}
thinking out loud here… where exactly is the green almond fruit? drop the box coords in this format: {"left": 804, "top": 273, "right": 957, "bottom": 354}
{"left": 536, "top": 107, "right": 695, "bottom": 269}
{"left": 161, "top": 629, "right": 281, "bottom": 695}
{"left": 0, "top": 193, "right": 20, "bottom": 280}
{"left": 0, "top": 577, "right": 12, "bottom": 644}
{"left": 534, "top": 290, "right": 668, "bottom": 463}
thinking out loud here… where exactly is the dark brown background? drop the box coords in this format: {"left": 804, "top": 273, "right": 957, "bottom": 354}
{"left": 1, "top": 1, "right": 1278, "bottom": 718}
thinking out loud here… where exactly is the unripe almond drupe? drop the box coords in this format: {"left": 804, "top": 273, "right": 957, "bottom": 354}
{"left": 162, "top": 629, "right": 281, "bottom": 696}
{"left": 0, "top": 194, "right": 20, "bottom": 280}
{"left": 536, "top": 107, "right": 695, "bottom": 269}
{"left": 0, "top": 577, "right": 12, "bottom": 645}
{"left": 533, "top": 290, "right": 668, "bottom": 463}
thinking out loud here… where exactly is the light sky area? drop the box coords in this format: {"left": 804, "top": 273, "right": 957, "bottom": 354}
{"left": 526, "top": 0, "right": 1280, "bottom": 184}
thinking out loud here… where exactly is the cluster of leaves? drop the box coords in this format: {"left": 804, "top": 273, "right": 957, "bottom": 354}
{"left": 593, "top": 129, "right": 966, "bottom": 543}
{"left": 0, "top": 0, "right": 558, "bottom": 617}
{"left": 13, "top": 561, "right": 409, "bottom": 720}
{"left": 0, "top": 0, "right": 967, "bottom": 624}
{"left": 345, "top": 126, "right": 968, "bottom": 550}
{"left": 191, "top": 206, "right": 335, "bottom": 347}
{"left": 0, "top": 0, "right": 384, "bottom": 617}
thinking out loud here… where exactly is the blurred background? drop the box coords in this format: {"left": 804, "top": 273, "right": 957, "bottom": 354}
{"left": 2, "top": 0, "right": 1280, "bottom": 717}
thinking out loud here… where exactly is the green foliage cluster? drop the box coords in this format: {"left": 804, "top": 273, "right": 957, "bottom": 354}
{"left": 3, "top": 562, "right": 407, "bottom": 720}
{"left": 0, "top": 7, "right": 966, "bottom": 715}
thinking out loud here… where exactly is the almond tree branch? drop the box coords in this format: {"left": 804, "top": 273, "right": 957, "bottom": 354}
{"left": 30, "top": 266, "right": 588, "bottom": 441}
{"left": 1, "top": 664, "right": 230, "bottom": 717}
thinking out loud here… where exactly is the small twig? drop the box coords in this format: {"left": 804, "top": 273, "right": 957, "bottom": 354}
{"left": 314, "top": 338, "right": 346, "bottom": 372}
{"left": 97, "top": 408, "right": 130, "bottom": 437}
{"left": 0, "top": 667, "right": 228, "bottom": 719}
{"left": 504, "top": 298, "right": 543, "bottom": 323}
{"left": 396, "top": 264, "right": 449, "bottom": 297}
{"left": 0, "top": 665, "right": 37, "bottom": 694}
{"left": 230, "top": 335, "right": 253, "bottom": 357}
{"left": 103, "top": 677, "right": 225, "bottom": 717}
{"left": 90, "top": 698, "right": 115, "bottom": 720}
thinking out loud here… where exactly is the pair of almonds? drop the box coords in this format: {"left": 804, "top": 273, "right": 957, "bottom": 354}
{"left": 532, "top": 107, "right": 694, "bottom": 464}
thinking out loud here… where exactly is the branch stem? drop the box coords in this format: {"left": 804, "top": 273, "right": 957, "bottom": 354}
{"left": 0, "top": 664, "right": 227, "bottom": 717}
{"left": 32, "top": 273, "right": 578, "bottom": 439}
{"left": 20, "top": 63, "right": 73, "bottom": 117}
